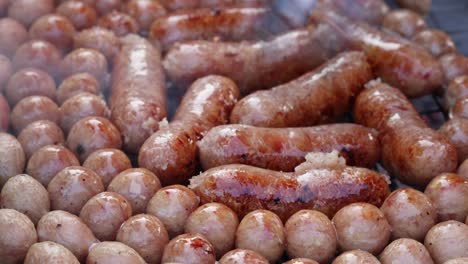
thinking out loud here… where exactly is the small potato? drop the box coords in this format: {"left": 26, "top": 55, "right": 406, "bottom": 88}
{"left": 37, "top": 210, "right": 99, "bottom": 262}
{"left": 18, "top": 120, "right": 65, "bottom": 159}
{"left": 185, "top": 203, "right": 239, "bottom": 258}
{"left": 0, "top": 94, "right": 10, "bottom": 132}
{"left": 13, "top": 40, "right": 62, "bottom": 79}
{"left": 48, "top": 166, "right": 104, "bottom": 215}
{"left": 24, "top": 241, "right": 80, "bottom": 264}
{"left": 439, "top": 118, "right": 468, "bottom": 163}
{"left": 83, "top": 148, "right": 132, "bottom": 187}
{"left": 146, "top": 185, "right": 200, "bottom": 237}
{"left": 11, "top": 96, "right": 60, "bottom": 133}
{"left": 380, "top": 188, "right": 437, "bottom": 241}
{"left": 0, "top": 55, "right": 13, "bottom": 92}
{"left": 87, "top": 241, "right": 146, "bottom": 264}
{"left": 0, "top": 133, "right": 26, "bottom": 187}
{"left": 380, "top": 238, "right": 434, "bottom": 264}
{"left": 0, "top": 18, "right": 28, "bottom": 57}
{"left": 124, "top": 0, "right": 167, "bottom": 31}
{"left": 444, "top": 75, "right": 468, "bottom": 111}
{"left": 424, "top": 220, "right": 468, "bottom": 264}
{"left": 424, "top": 173, "right": 468, "bottom": 222}
{"left": 67, "top": 116, "right": 122, "bottom": 162}
{"left": 60, "top": 93, "right": 110, "bottom": 133}
{"left": 219, "top": 249, "right": 269, "bottom": 264}
{"left": 5, "top": 68, "right": 56, "bottom": 106}
{"left": 29, "top": 14, "right": 77, "bottom": 52}
{"left": 0, "top": 174, "right": 50, "bottom": 224}
{"left": 332, "top": 250, "right": 380, "bottom": 264}
{"left": 382, "top": 9, "right": 427, "bottom": 38}
{"left": 284, "top": 259, "right": 320, "bottom": 264}
{"left": 97, "top": 10, "right": 139, "bottom": 37}
{"left": 26, "top": 145, "right": 79, "bottom": 186}
{"left": 73, "top": 27, "right": 121, "bottom": 62}
{"left": 57, "top": 73, "right": 101, "bottom": 105}
{"left": 332, "top": 203, "right": 391, "bottom": 255}
{"left": 56, "top": 0, "right": 98, "bottom": 30}
{"left": 236, "top": 209, "right": 285, "bottom": 263}
{"left": 62, "top": 48, "right": 108, "bottom": 85}
{"left": 162, "top": 233, "right": 216, "bottom": 264}
{"left": 116, "top": 214, "right": 169, "bottom": 263}
{"left": 412, "top": 29, "right": 456, "bottom": 58}
{"left": 0, "top": 209, "right": 37, "bottom": 264}
{"left": 79, "top": 191, "right": 132, "bottom": 241}
{"left": 108, "top": 168, "right": 161, "bottom": 214}
{"left": 7, "top": 0, "right": 54, "bottom": 27}
{"left": 439, "top": 54, "right": 468, "bottom": 84}
{"left": 443, "top": 258, "right": 468, "bottom": 264}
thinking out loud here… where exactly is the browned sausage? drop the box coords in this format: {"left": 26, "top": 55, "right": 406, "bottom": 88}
{"left": 56, "top": 0, "right": 98, "bottom": 30}
{"left": 443, "top": 76, "right": 468, "bottom": 111}
{"left": 149, "top": 7, "right": 271, "bottom": 51}
{"left": 439, "top": 118, "right": 468, "bottom": 163}
{"left": 57, "top": 73, "right": 101, "bottom": 105}
{"left": 83, "top": 148, "right": 132, "bottom": 188}
{"left": 138, "top": 75, "right": 239, "bottom": 186}
{"left": 124, "top": 0, "right": 167, "bottom": 31}
{"left": 110, "top": 34, "right": 166, "bottom": 153}
{"left": 354, "top": 80, "right": 457, "bottom": 187}
{"left": 230, "top": 51, "right": 372, "bottom": 127}
{"left": 162, "top": 233, "right": 216, "bottom": 264}
{"left": 189, "top": 156, "right": 390, "bottom": 221}
{"left": 199, "top": 123, "right": 380, "bottom": 171}
{"left": 7, "top": 0, "right": 54, "bottom": 27}
{"left": 313, "top": 0, "right": 390, "bottom": 26}
{"left": 73, "top": 27, "right": 121, "bottom": 62}
{"left": 396, "top": 0, "right": 431, "bottom": 15}
{"left": 29, "top": 14, "right": 77, "bottom": 52}
{"left": 18, "top": 120, "right": 65, "bottom": 159}
{"left": 380, "top": 238, "right": 434, "bottom": 264}
{"left": 97, "top": 11, "right": 139, "bottom": 37}
{"left": 0, "top": 18, "right": 28, "bottom": 57}
{"left": 13, "top": 40, "right": 63, "bottom": 79}
{"left": 5, "top": 68, "right": 57, "bottom": 106}
{"left": 219, "top": 249, "right": 269, "bottom": 264}
{"left": 382, "top": 9, "right": 427, "bottom": 38}
{"left": 0, "top": 95, "right": 10, "bottom": 132}
{"left": 11, "top": 96, "right": 60, "bottom": 133}
{"left": 439, "top": 54, "right": 468, "bottom": 84}
{"left": 159, "top": 0, "right": 268, "bottom": 11}
{"left": 412, "top": 29, "right": 456, "bottom": 58}
{"left": 62, "top": 48, "right": 109, "bottom": 86}
{"left": 452, "top": 98, "right": 468, "bottom": 120}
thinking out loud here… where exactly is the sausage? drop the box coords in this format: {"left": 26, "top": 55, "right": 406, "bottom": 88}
{"left": 230, "top": 51, "right": 372, "bottom": 127}
{"left": 219, "top": 249, "right": 269, "bottom": 264}
{"left": 444, "top": 258, "right": 468, "bottom": 264}
{"left": 185, "top": 203, "right": 239, "bottom": 258}
{"left": 29, "top": 14, "right": 77, "bottom": 52}
{"left": 59, "top": 92, "right": 110, "bottom": 134}
{"left": 62, "top": 48, "right": 109, "bottom": 86}
{"left": 24, "top": 241, "right": 80, "bottom": 264}
{"left": 424, "top": 173, "right": 468, "bottom": 222}
{"left": 159, "top": 0, "right": 268, "bottom": 11}
{"left": 354, "top": 80, "right": 458, "bottom": 187}
{"left": 0, "top": 133, "right": 26, "bottom": 187}
{"left": 124, "top": 0, "right": 167, "bottom": 31}
{"left": 92, "top": 0, "right": 123, "bottom": 15}
{"left": 163, "top": 22, "right": 347, "bottom": 94}
{"left": 56, "top": 1, "right": 98, "bottom": 30}
{"left": 443, "top": 75, "right": 468, "bottom": 111}
{"left": 0, "top": 95, "right": 10, "bottom": 132}
{"left": 0, "top": 55, "right": 13, "bottom": 93}
{"left": 18, "top": 120, "right": 65, "bottom": 159}
{"left": 13, "top": 40, "right": 63, "bottom": 79}
{"left": 83, "top": 148, "right": 132, "bottom": 188}
{"left": 0, "top": 209, "right": 37, "bottom": 264}
{"left": 189, "top": 153, "right": 390, "bottom": 221}
{"left": 424, "top": 220, "right": 468, "bottom": 264}
{"left": 0, "top": 0, "right": 8, "bottom": 17}
{"left": 5, "top": 68, "right": 56, "bottom": 106}
{"left": 284, "top": 259, "right": 320, "bottom": 264}
{"left": 380, "top": 238, "right": 434, "bottom": 264}
{"left": 412, "top": 29, "right": 456, "bottom": 58}
{"left": 57, "top": 73, "right": 101, "bottom": 105}
{"left": 108, "top": 168, "right": 162, "bottom": 214}
{"left": 439, "top": 54, "right": 468, "bottom": 84}
{"left": 395, "top": 0, "right": 431, "bottom": 15}
{"left": 66, "top": 116, "right": 122, "bottom": 162}
{"left": 332, "top": 250, "right": 380, "bottom": 264}
{"left": 11, "top": 96, "right": 60, "bottom": 133}
{"left": 285, "top": 210, "right": 336, "bottom": 263}
{"left": 138, "top": 75, "right": 239, "bottom": 186}
{"left": 199, "top": 123, "right": 380, "bottom": 171}
{"left": 7, "top": 0, "right": 54, "bottom": 27}
{"left": 97, "top": 11, "right": 139, "bottom": 37}
{"left": 73, "top": 27, "right": 121, "bottom": 62}
{"left": 458, "top": 159, "right": 468, "bottom": 180}
{"left": 162, "top": 233, "right": 215, "bottom": 264}
{"left": 380, "top": 188, "right": 436, "bottom": 241}
{"left": 116, "top": 214, "right": 170, "bottom": 264}
{"left": 149, "top": 7, "right": 271, "bottom": 51}
{"left": 86, "top": 241, "right": 146, "bottom": 264}
{"left": 439, "top": 118, "right": 468, "bottom": 163}
{"left": 26, "top": 145, "right": 79, "bottom": 187}
{"left": 79, "top": 192, "right": 132, "bottom": 241}
{"left": 110, "top": 34, "right": 166, "bottom": 153}
{"left": 312, "top": 11, "right": 443, "bottom": 97}
{"left": 313, "top": 0, "right": 390, "bottom": 26}
{"left": 47, "top": 166, "right": 104, "bottom": 215}
{"left": 0, "top": 18, "right": 28, "bottom": 57}
{"left": 146, "top": 185, "right": 200, "bottom": 238}
{"left": 451, "top": 97, "right": 468, "bottom": 120}
{"left": 382, "top": 9, "right": 427, "bottom": 38}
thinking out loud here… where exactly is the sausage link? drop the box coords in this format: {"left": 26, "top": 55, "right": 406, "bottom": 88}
{"left": 395, "top": 0, "right": 431, "bottom": 15}
{"left": 139, "top": 75, "right": 239, "bottom": 185}
{"left": 199, "top": 123, "right": 380, "bottom": 171}
{"left": 230, "top": 51, "right": 372, "bottom": 127}
{"left": 354, "top": 80, "right": 457, "bottom": 187}
{"left": 110, "top": 34, "right": 167, "bottom": 153}
{"left": 159, "top": 0, "right": 268, "bottom": 11}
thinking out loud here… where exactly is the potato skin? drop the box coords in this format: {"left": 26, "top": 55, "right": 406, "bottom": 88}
{"left": 1, "top": 174, "right": 50, "bottom": 225}
{"left": 424, "top": 220, "right": 468, "bottom": 264}
{"left": 37, "top": 210, "right": 99, "bottom": 262}
{"left": 379, "top": 238, "right": 434, "bottom": 264}
{"left": 86, "top": 241, "right": 146, "bottom": 264}
{"left": 0, "top": 133, "right": 26, "bottom": 187}
{"left": 0, "top": 209, "right": 38, "bottom": 264}
{"left": 162, "top": 233, "right": 216, "bottom": 264}
{"left": 24, "top": 241, "right": 80, "bottom": 264}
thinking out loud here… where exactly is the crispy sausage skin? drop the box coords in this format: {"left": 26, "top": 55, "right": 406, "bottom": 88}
{"left": 110, "top": 34, "right": 167, "bottom": 153}
{"left": 149, "top": 7, "right": 271, "bottom": 51}
{"left": 189, "top": 161, "right": 390, "bottom": 221}
{"left": 163, "top": 22, "right": 347, "bottom": 94}
{"left": 230, "top": 51, "right": 372, "bottom": 127}
{"left": 199, "top": 124, "right": 380, "bottom": 171}
{"left": 354, "top": 80, "right": 458, "bottom": 187}
{"left": 139, "top": 75, "right": 239, "bottom": 186}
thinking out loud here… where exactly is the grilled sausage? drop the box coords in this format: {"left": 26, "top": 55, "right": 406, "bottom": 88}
{"left": 97, "top": 11, "right": 139, "bottom": 37}
{"left": 11, "top": 96, "right": 60, "bottom": 133}
{"left": 0, "top": 133, "right": 26, "bottom": 187}
{"left": 56, "top": 0, "right": 98, "bottom": 30}
{"left": 219, "top": 249, "right": 269, "bottom": 264}
{"left": 443, "top": 75, "right": 468, "bottom": 111}
{"left": 0, "top": 18, "right": 28, "bottom": 57}
{"left": 424, "top": 220, "right": 468, "bottom": 264}
{"left": 5, "top": 68, "right": 57, "bottom": 106}
{"left": 57, "top": 73, "right": 101, "bottom": 105}
{"left": 29, "top": 14, "right": 77, "bottom": 52}
{"left": 332, "top": 250, "right": 380, "bottom": 264}
{"left": 24, "top": 241, "right": 80, "bottom": 264}
{"left": 83, "top": 148, "right": 132, "bottom": 188}
{"left": 73, "top": 27, "right": 121, "bottom": 62}
{"left": 18, "top": 120, "right": 65, "bottom": 159}
{"left": 380, "top": 238, "right": 434, "bottom": 264}
{"left": 412, "top": 29, "right": 456, "bottom": 58}
{"left": 13, "top": 40, "right": 63, "bottom": 79}
{"left": 159, "top": 0, "right": 268, "bottom": 11}
{"left": 395, "top": 0, "right": 431, "bottom": 15}
{"left": 382, "top": 9, "right": 427, "bottom": 38}
{"left": 161, "top": 233, "right": 216, "bottom": 264}
{"left": 7, "top": 0, "right": 54, "bottom": 27}
{"left": 124, "top": 0, "right": 167, "bottom": 31}
{"left": 0, "top": 55, "right": 13, "bottom": 93}
{"left": 439, "top": 54, "right": 468, "bottom": 84}
{"left": 0, "top": 95, "right": 10, "bottom": 132}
